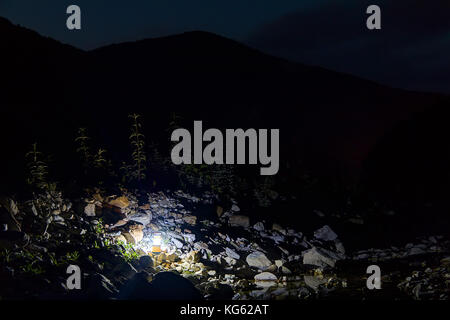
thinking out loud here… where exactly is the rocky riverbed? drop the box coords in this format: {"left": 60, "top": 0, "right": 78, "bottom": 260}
{"left": 0, "top": 190, "right": 448, "bottom": 300}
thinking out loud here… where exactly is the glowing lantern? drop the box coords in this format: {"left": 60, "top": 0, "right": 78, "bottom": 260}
{"left": 152, "top": 232, "right": 162, "bottom": 254}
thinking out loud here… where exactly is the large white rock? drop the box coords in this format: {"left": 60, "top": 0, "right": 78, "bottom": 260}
{"left": 254, "top": 272, "right": 277, "bottom": 288}
{"left": 302, "top": 247, "right": 344, "bottom": 268}
{"left": 84, "top": 203, "right": 96, "bottom": 216}
{"left": 172, "top": 238, "right": 184, "bottom": 249}
{"left": 246, "top": 251, "right": 272, "bottom": 270}
{"left": 254, "top": 272, "right": 277, "bottom": 281}
{"left": 314, "top": 225, "right": 338, "bottom": 241}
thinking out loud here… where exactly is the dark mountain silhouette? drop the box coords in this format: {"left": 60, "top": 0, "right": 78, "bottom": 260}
{"left": 363, "top": 102, "right": 450, "bottom": 206}
{"left": 0, "top": 16, "right": 449, "bottom": 205}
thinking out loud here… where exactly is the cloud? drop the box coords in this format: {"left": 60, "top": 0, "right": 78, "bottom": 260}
{"left": 246, "top": 0, "right": 450, "bottom": 94}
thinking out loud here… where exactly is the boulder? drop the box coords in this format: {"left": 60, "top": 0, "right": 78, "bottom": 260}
{"left": 172, "top": 238, "right": 184, "bottom": 249}
{"left": 254, "top": 272, "right": 277, "bottom": 281}
{"left": 127, "top": 212, "right": 152, "bottom": 226}
{"left": 225, "top": 247, "right": 240, "bottom": 260}
{"left": 272, "top": 223, "right": 286, "bottom": 235}
{"left": 314, "top": 225, "right": 338, "bottom": 242}
{"left": 231, "top": 204, "right": 240, "bottom": 212}
{"left": 85, "top": 273, "right": 119, "bottom": 299}
{"left": 183, "top": 215, "right": 197, "bottom": 226}
{"left": 253, "top": 222, "right": 265, "bottom": 231}
{"left": 138, "top": 255, "right": 154, "bottom": 270}
{"left": 302, "top": 247, "right": 344, "bottom": 268}
{"left": 110, "top": 261, "right": 137, "bottom": 281}
{"left": 108, "top": 196, "right": 130, "bottom": 209}
{"left": 121, "top": 224, "right": 144, "bottom": 244}
{"left": 304, "top": 275, "right": 327, "bottom": 292}
{"left": 254, "top": 272, "right": 277, "bottom": 288}
{"left": 246, "top": 251, "right": 272, "bottom": 270}
{"left": 84, "top": 203, "right": 96, "bottom": 217}
{"left": 185, "top": 250, "right": 201, "bottom": 263}
{"left": 114, "top": 234, "right": 127, "bottom": 244}
{"left": 216, "top": 206, "right": 224, "bottom": 217}
{"left": 229, "top": 215, "right": 250, "bottom": 228}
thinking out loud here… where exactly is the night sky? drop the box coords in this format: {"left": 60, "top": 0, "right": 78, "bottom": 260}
{"left": 1, "top": 0, "right": 449, "bottom": 94}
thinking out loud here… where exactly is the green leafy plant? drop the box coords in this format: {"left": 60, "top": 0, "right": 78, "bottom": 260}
{"left": 93, "top": 218, "right": 105, "bottom": 234}
{"left": 25, "top": 143, "right": 50, "bottom": 190}
{"left": 121, "top": 113, "right": 147, "bottom": 182}
{"left": 65, "top": 251, "right": 80, "bottom": 262}
{"left": 21, "top": 260, "right": 44, "bottom": 275}
{"left": 75, "top": 128, "right": 112, "bottom": 176}
{"left": 177, "top": 163, "right": 237, "bottom": 196}
{"left": 117, "top": 242, "right": 140, "bottom": 262}
{"left": 93, "top": 148, "right": 107, "bottom": 168}
{"left": 0, "top": 249, "right": 12, "bottom": 263}
{"left": 75, "top": 128, "right": 92, "bottom": 168}
{"left": 48, "top": 252, "right": 63, "bottom": 267}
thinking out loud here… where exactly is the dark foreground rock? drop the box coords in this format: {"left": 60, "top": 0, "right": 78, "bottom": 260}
{"left": 118, "top": 271, "right": 203, "bottom": 300}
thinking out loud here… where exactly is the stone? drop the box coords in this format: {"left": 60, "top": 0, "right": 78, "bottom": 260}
{"left": 304, "top": 275, "right": 327, "bottom": 291}
{"left": 314, "top": 225, "right": 338, "bottom": 241}
{"left": 246, "top": 251, "right": 272, "bottom": 270}
{"left": 231, "top": 204, "right": 240, "bottom": 212}
{"left": 225, "top": 247, "right": 240, "bottom": 260}
{"left": 149, "top": 223, "right": 159, "bottom": 231}
{"left": 254, "top": 272, "right": 277, "bottom": 281}
{"left": 108, "top": 196, "right": 130, "bottom": 209}
{"left": 128, "top": 213, "right": 152, "bottom": 226}
{"left": 229, "top": 215, "right": 250, "bottom": 228}
{"left": 253, "top": 222, "right": 265, "bottom": 231}
{"left": 122, "top": 224, "right": 144, "bottom": 244}
{"left": 348, "top": 218, "right": 364, "bottom": 225}
{"left": 409, "top": 247, "right": 426, "bottom": 256}
{"left": 84, "top": 203, "right": 96, "bottom": 216}
{"left": 335, "top": 240, "right": 346, "bottom": 254}
{"left": 183, "top": 233, "right": 196, "bottom": 243}
{"left": 139, "top": 255, "right": 154, "bottom": 270}
{"left": 272, "top": 223, "right": 286, "bottom": 235}
{"left": 303, "top": 247, "right": 343, "bottom": 268}
{"left": 85, "top": 273, "right": 119, "bottom": 299}
{"left": 224, "top": 256, "right": 237, "bottom": 266}
{"left": 172, "top": 238, "right": 184, "bottom": 249}
{"left": 281, "top": 266, "right": 292, "bottom": 274}
{"left": 186, "top": 251, "right": 201, "bottom": 263}
{"left": 183, "top": 215, "right": 197, "bottom": 226}
{"left": 254, "top": 272, "right": 277, "bottom": 287}
{"left": 216, "top": 206, "right": 224, "bottom": 217}
{"left": 166, "top": 253, "right": 179, "bottom": 263}
{"left": 110, "top": 261, "right": 137, "bottom": 281}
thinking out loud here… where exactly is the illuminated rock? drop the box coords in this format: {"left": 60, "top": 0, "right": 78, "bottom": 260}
{"left": 246, "top": 251, "right": 272, "bottom": 270}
